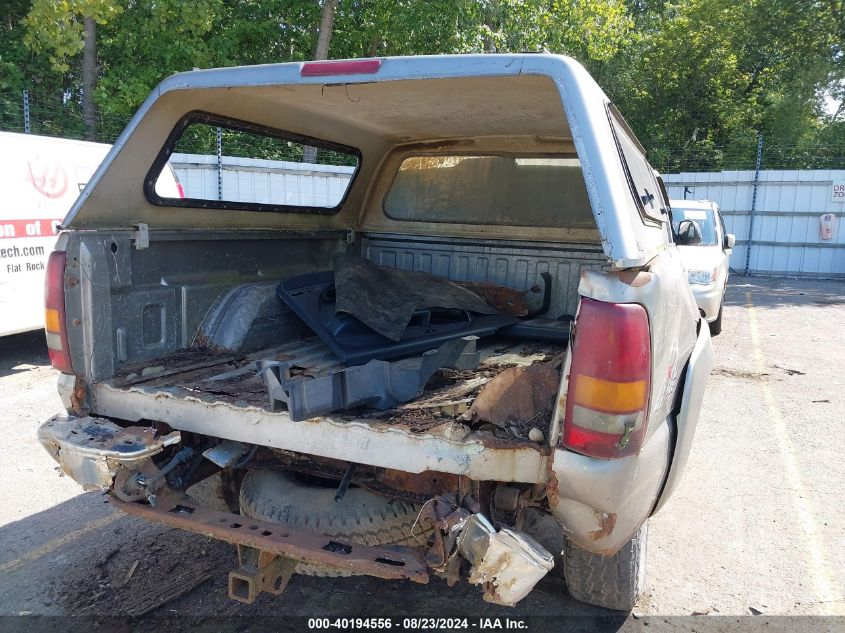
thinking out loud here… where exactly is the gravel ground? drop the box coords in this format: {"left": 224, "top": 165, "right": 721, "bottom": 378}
{"left": 0, "top": 276, "right": 843, "bottom": 630}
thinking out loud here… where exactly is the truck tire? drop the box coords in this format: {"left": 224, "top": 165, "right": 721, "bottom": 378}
{"left": 709, "top": 305, "right": 723, "bottom": 336}
{"left": 239, "top": 469, "right": 429, "bottom": 577}
{"left": 563, "top": 522, "right": 648, "bottom": 611}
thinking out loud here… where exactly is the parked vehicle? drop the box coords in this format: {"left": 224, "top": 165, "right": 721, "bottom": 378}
{"left": 671, "top": 199, "right": 735, "bottom": 335}
{"left": 0, "top": 133, "right": 112, "bottom": 337}
{"left": 37, "top": 55, "right": 714, "bottom": 611}
{"left": 0, "top": 132, "right": 182, "bottom": 338}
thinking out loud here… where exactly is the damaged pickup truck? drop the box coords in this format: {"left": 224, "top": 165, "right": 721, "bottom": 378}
{"left": 37, "top": 54, "right": 714, "bottom": 611}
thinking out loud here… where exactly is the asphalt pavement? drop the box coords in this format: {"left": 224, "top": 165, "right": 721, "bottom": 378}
{"left": 0, "top": 276, "right": 843, "bottom": 630}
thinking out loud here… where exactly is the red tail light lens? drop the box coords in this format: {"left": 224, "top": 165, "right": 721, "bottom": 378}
{"left": 300, "top": 59, "right": 382, "bottom": 76}
{"left": 45, "top": 251, "right": 73, "bottom": 374}
{"left": 562, "top": 298, "right": 651, "bottom": 458}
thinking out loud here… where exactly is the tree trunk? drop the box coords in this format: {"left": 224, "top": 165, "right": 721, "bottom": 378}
{"left": 82, "top": 16, "right": 97, "bottom": 141}
{"left": 303, "top": 0, "right": 338, "bottom": 163}
{"left": 314, "top": 0, "right": 338, "bottom": 60}
{"left": 483, "top": 1, "right": 496, "bottom": 53}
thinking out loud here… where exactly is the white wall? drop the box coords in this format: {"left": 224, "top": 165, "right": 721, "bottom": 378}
{"left": 170, "top": 153, "right": 355, "bottom": 208}
{"left": 665, "top": 170, "right": 845, "bottom": 277}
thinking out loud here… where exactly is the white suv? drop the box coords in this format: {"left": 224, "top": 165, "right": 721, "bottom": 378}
{"left": 671, "top": 199, "right": 735, "bottom": 335}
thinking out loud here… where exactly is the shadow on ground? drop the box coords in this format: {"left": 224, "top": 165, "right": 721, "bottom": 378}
{"left": 0, "top": 331, "right": 49, "bottom": 379}
{"left": 724, "top": 274, "right": 845, "bottom": 309}
{"left": 0, "top": 491, "right": 621, "bottom": 622}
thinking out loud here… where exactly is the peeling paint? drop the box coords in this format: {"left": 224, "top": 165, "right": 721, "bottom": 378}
{"left": 588, "top": 511, "right": 617, "bottom": 541}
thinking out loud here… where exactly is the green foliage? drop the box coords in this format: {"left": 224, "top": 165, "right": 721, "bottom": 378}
{"left": 173, "top": 120, "right": 357, "bottom": 166}
{"left": 0, "top": 0, "right": 91, "bottom": 137}
{"left": 24, "top": 0, "right": 123, "bottom": 73}
{"left": 4, "top": 0, "right": 845, "bottom": 169}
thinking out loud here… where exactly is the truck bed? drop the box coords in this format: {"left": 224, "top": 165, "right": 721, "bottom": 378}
{"left": 109, "top": 336, "right": 565, "bottom": 443}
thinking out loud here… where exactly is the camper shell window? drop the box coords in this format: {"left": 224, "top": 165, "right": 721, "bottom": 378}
{"left": 145, "top": 111, "right": 360, "bottom": 214}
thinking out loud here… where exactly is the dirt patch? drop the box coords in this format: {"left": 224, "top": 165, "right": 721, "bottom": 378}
{"left": 712, "top": 367, "right": 771, "bottom": 381}
{"left": 59, "top": 525, "right": 231, "bottom": 617}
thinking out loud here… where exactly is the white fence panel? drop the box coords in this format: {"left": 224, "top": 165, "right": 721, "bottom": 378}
{"left": 170, "top": 153, "right": 355, "bottom": 208}
{"left": 665, "top": 170, "right": 845, "bottom": 278}
{"left": 170, "top": 157, "right": 844, "bottom": 278}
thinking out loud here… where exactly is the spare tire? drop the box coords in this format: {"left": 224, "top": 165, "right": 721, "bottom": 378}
{"left": 239, "top": 469, "right": 430, "bottom": 576}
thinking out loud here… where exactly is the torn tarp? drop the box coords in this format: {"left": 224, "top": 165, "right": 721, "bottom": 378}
{"left": 277, "top": 271, "right": 517, "bottom": 365}
{"left": 333, "top": 255, "right": 498, "bottom": 341}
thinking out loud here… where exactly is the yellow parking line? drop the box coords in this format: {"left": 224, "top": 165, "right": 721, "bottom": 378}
{"left": 0, "top": 512, "right": 120, "bottom": 574}
{"left": 745, "top": 291, "right": 841, "bottom": 615}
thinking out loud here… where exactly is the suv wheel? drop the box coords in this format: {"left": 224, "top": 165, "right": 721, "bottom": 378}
{"left": 563, "top": 522, "right": 648, "bottom": 611}
{"left": 709, "top": 305, "right": 723, "bottom": 336}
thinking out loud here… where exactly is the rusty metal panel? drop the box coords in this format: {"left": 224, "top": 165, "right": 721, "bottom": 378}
{"left": 109, "top": 493, "right": 430, "bottom": 583}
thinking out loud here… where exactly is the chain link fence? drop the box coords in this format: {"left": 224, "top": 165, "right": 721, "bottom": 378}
{"left": 650, "top": 137, "right": 845, "bottom": 173}
{"left": 3, "top": 86, "right": 842, "bottom": 277}
{"left": 5, "top": 86, "right": 845, "bottom": 172}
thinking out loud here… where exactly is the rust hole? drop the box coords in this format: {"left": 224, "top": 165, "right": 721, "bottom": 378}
{"left": 231, "top": 523, "right": 242, "bottom": 529}
{"left": 261, "top": 530, "right": 272, "bottom": 536}
{"left": 169, "top": 504, "right": 195, "bottom": 516}
{"left": 375, "top": 557, "right": 405, "bottom": 567}
{"left": 322, "top": 541, "right": 352, "bottom": 555}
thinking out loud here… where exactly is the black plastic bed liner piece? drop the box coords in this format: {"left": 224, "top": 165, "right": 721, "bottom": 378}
{"left": 277, "top": 270, "right": 518, "bottom": 365}
{"left": 255, "top": 336, "right": 481, "bottom": 421}
{"left": 501, "top": 317, "right": 572, "bottom": 343}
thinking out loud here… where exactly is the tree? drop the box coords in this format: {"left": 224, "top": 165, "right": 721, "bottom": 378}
{"left": 314, "top": 0, "right": 339, "bottom": 59}
{"left": 601, "top": 0, "right": 845, "bottom": 170}
{"left": 303, "top": 0, "right": 339, "bottom": 163}
{"left": 9, "top": 0, "right": 845, "bottom": 172}
{"left": 24, "top": 0, "right": 123, "bottom": 139}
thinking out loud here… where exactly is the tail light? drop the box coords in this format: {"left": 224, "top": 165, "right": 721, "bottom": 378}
{"left": 562, "top": 297, "right": 651, "bottom": 459}
{"left": 45, "top": 251, "right": 74, "bottom": 373}
{"left": 300, "top": 59, "right": 382, "bottom": 76}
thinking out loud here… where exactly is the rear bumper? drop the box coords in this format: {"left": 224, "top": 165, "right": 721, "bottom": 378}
{"left": 38, "top": 414, "right": 180, "bottom": 491}
{"left": 37, "top": 413, "right": 552, "bottom": 605}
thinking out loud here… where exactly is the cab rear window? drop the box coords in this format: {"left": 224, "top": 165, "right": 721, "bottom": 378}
{"left": 383, "top": 155, "right": 594, "bottom": 228}
{"left": 146, "top": 112, "right": 360, "bottom": 214}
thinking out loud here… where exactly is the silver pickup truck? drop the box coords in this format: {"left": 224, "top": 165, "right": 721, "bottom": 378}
{"left": 37, "top": 54, "right": 714, "bottom": 611}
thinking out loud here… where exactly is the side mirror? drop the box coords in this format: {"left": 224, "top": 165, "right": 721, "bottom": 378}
{"left": 725, "top": 233, "right": 735, "bottom": 250}
{"left": 676, "top": 219, "right": 702, "bottom": 245}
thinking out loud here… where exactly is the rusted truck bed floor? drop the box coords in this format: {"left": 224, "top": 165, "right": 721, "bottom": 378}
{"left": 109, "top": 336, "right": 565, "bottom": 440}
